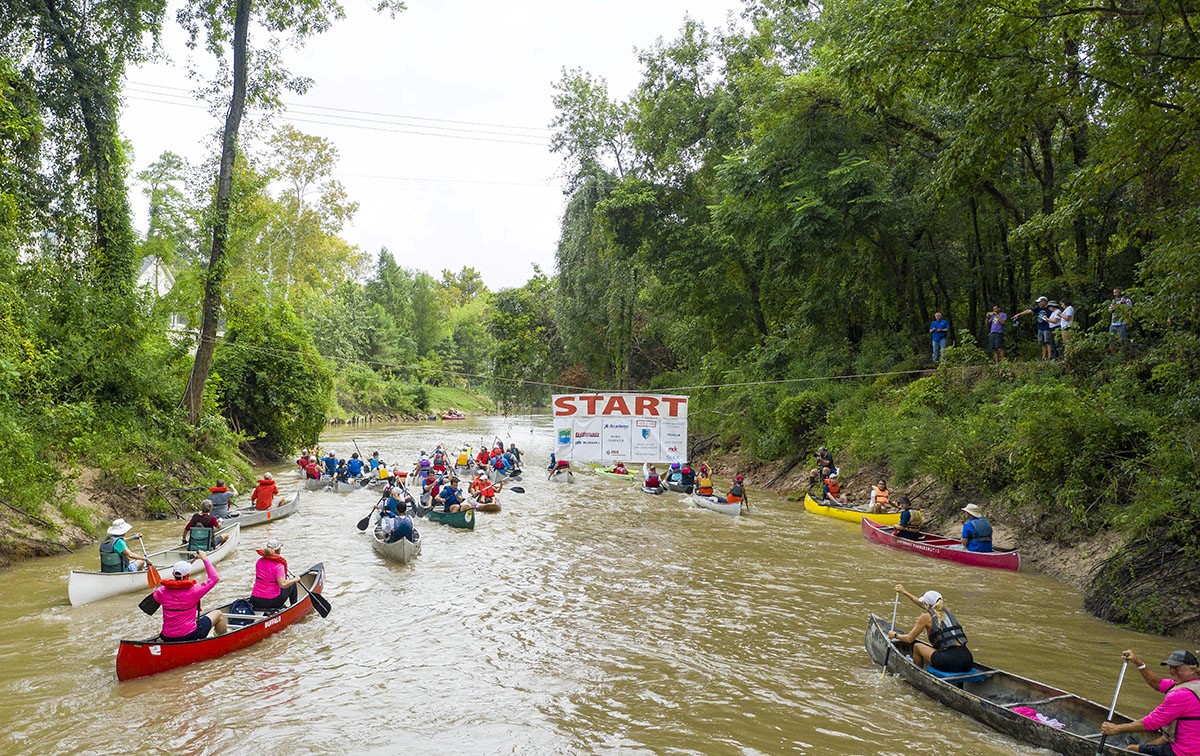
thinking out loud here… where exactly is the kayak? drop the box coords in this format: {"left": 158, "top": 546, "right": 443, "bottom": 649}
{"left": 371, "top": 527, "right": 421, "bottom": 564}
{"left": 224, "top": 491, "right": 300, "bottom": 530}
{"left": 861, "top": 518, "right": 1020, "bottom": 571}
{"left": 548, "top": 468, "right": 575, "bottom": 483}
{"left": 641, "top": 485, "right": 663, "bottom": 495}
{"left": 427, "top": 507, "right": 475, "bottom": 530}
{"left": 474, "top": 500, "right": 501, "bottom": 513}
{"left": 592, "top": 467, "right": 637, "bottom": 480}
{"left": 688, "top": 494, "right": 741, "bottom": 516}
{"left": 803, "top": 493, "right": 902, "bottom": 526}
{"left": 864, "top": 613, "right": 1144, "bottom": 754}
{"left": 68, "top": 523, "right": 242, "bottom": 607}
{"left": 115, "top": 563, "right": 324, "bottom": 681}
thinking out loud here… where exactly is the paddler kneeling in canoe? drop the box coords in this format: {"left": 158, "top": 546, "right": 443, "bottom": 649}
{"left": 887, "top": 584, "right": 974, "bottom": 674}
{"left": 154, "top": 552, "right": 227, "bottom": 642}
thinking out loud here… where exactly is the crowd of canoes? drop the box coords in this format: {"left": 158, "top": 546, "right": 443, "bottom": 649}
{"left": 65, "top": 437, "right": 1200, "bottom": 752}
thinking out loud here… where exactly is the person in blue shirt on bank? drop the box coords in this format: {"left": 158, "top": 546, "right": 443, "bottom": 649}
{"left": 1014, "top": 296, "right": 1055, "bottom": 360}
{"left": 960, "top": 503, "right": 993, "bottom": 552}
{"left": 929, "top": 312, "right": 950, "bottom": 363}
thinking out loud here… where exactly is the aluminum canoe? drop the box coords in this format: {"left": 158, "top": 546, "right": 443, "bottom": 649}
{"left": 68, "top": 523, "right": 242, "bottom": 607}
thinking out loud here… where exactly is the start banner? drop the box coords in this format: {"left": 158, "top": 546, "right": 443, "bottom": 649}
{"left": 552, "top": 393, "right": 688, "bottom": 464}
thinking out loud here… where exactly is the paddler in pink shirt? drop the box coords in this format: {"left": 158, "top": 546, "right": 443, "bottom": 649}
{"left": 250, "top": 539, "right": 302, "bottom": 612}
{"left": 153, "top": 552, "right": 227, "bottom": 642}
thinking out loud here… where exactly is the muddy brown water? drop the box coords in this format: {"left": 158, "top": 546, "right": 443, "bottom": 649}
{"left": 0, "top": 416, "right": 1178, "bottom": 754}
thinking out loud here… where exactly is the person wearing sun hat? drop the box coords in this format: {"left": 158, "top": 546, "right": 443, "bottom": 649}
{"left": 888, "top": 584, "right": 974, "bottom": 673}
{"left": 960, "top": 503, "right": 993, "bottom": 553}
{"left": 1101, "top": 648, "right": 1200, "bottom": 753}
{"left": 152, "top": 550, "right": 227, "bottom": 641}
{"left": 99, "top": 518, "right": 148, "bottom": 573}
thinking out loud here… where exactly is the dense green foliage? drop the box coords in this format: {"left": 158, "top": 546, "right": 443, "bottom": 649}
{"left": 537, "top": 0, "right": 1200, "bottom": 633}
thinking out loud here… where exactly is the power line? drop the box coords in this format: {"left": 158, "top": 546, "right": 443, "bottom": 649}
{"left": 126, "top": 79, "right": 552, "bottom": 133}
{"left": 185, "top": 329, "right": 935, "bottom": 395}
{"left": 125, "top": 93, "right": 550, "bottom": 147}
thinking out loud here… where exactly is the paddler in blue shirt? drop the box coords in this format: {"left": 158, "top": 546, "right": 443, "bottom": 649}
{"left": 960, "top": 503, "right": 993, "bottom": 552}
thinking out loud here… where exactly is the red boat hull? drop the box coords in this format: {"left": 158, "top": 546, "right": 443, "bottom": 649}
{"left": 116, "top": 564, "right": 325, "bottom": 681}
{"left": 860, "top": 519, "right": 1020, "bottom": 571}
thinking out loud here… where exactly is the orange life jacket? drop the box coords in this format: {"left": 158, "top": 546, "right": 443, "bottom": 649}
{"left": 873, "top": 486, "right": 890, "bottom": 508}
{"left": 479, "top": 480, "right": 496, "bottom": 498}
{"left": 825, "top": 478, "right": 840, "bottom": 496}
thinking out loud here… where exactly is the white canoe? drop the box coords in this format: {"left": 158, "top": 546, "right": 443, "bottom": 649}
{"left": 67, "top": 522, "right": 241, "bottom": 606}
{"left": 225, "top": 491, "right": 300, "bottom": 529}
{"left": 303, "top": 477, "right": 329, "bottom": 491}
{"left": 371, "top": 526, "right": 421, "bottom": 564}
{"left": 548, "top": 469, "right": 575, "bottom": 484}
{"left": 688, "top": 494, "right": 742, "bottom": 516}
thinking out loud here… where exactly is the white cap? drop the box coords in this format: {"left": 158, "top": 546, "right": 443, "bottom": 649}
{"left": 264, "top": 472, "right": 273, "bottom": 480}
{"left": 919, "top": 590, "right": 943, "bottom": 607}
{"left": 171, "top": 560, "right": 193, "bottom": 578}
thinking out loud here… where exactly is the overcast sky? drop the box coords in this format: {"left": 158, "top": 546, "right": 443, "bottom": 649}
{"left": 121, "top": 1, "right": 744, "bottom": 291}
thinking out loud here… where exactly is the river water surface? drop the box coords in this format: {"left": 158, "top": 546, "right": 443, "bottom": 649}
{"left": 0, "top": 416, "right": 1179, "bottom": 754}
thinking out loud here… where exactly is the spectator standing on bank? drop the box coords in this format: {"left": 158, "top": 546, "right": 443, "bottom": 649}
{"left": 929, "top": 312, "right": 950, "bottom": 363}
{"left": 1058, "top": 298, "right": 1075, "bottom": 350}
{"left": 1109, "top": 287, "right": 1132, "bottom": 340}
{"left": 985, "top": 305, "right": 1008, "bottom": 364}
{"left": 1014, "top": 296, "right": 1055, "bottom": 361}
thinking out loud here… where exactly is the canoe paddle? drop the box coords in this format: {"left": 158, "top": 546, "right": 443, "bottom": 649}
{"left": 136, "top": 535, "right": 162, "bottom": 589}
{"left": 291, "top": 568, "right": 331, "bottom": 618}
{"left": 507, "top": 486, "right": 525, "bottom": 494}
{"left": 1096, "top": 657, "right": 1129, "bottom": 754}
{"left": 138, "top": 591, "right": 161, "bottom": 615}
{"left": 882, "top": 592, "right": 900, "bottom": 677}
{"left": 357, "top": 493, "right": 387, "bottom": 531}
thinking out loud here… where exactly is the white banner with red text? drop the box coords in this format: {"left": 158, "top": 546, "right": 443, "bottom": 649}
{"left": 552, "top": 393, "right": 688, "bottom": 464}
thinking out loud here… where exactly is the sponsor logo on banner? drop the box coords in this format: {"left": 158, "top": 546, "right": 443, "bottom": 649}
{"left": 557, "top": 428, "right": 572, "bottom": 445}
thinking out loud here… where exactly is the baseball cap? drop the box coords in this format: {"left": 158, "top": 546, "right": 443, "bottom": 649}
{"left": 1162, "top": 650, "right": 1199, "bottom": 667}
{"left": 171, "top": 560, "right": 192, "bottom": 578}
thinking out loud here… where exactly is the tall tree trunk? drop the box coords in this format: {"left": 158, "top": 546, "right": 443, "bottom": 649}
{"left": 180, "top": 0, "right": 251, "bottom": 424}
{"left": 34, "top": 0, "right": 136, "bottom": 290}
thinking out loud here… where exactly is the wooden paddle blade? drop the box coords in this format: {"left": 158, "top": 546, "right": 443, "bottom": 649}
{"left": 138, "top": 592, "right": 160, "bottom": 615}
{"left": 508, "top": 486, "right": 525, "bottom": 493}
{"left": 146, "top": 564, "right": 162, "bottom": 588}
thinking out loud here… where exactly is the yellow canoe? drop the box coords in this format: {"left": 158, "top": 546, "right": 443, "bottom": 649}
{"left": 804, "top": 493, "right": 903, "bottom": 526}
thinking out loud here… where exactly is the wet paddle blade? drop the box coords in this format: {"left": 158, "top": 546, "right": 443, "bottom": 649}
{"left": 309, "top": 589, "right": 331, "bottom": 618}
{"left": 138, "top": 592, "right": 160, "bottom": 615}
{"left": 146, "top": 564, "right": 162, "bottom": 588}
{"left": 508, "top": 486, "right": 525, "bottom": 494}
{"left": 356, "top": 515, "right": 371, "bottom": 531}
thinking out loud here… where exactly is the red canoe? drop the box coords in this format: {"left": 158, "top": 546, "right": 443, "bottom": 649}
{"left": 861, "top": 519, "right": 1020, "bottom": 571}
{"left": 116, "top": 563, "right": 325, "bottom": 681}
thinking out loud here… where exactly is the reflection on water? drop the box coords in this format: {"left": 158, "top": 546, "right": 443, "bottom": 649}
{"left": 0, "top": 416, "right": 1175, "bottom": 754}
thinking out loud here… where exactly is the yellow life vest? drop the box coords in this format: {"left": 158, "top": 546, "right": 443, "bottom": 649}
{"left": 901, "top": 509, "right": 923, "bottom": 532}
{"left": 697, "top": 476, "right": 714, "bottom": 495}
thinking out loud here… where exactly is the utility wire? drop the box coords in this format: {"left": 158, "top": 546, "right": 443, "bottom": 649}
{"left": 184, "top": 328, "right": 935, "bottom": 395}
{"left": 126, "top": 79, "right": 552, "bottom": 133}
{"left": 125, "top": 93, "right": 550, "bottom": 147}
